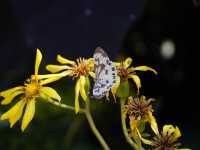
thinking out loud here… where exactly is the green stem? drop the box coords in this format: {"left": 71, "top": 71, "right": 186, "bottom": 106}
{"left": 48, "top": 98, "right": 110, "bottom": 150}
{"left": 47, "top": 98, "right": 85, "bottom": 113}
{"left": 85, "top": 100, "right": 110, "bottom": 150}
{"left": 120, "top": 98, "right": 139, "bottom": 150}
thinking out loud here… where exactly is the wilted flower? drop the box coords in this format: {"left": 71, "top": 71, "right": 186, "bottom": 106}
{"left": 0, "top": 49, "right": 64, "bottom": 131}
{"left": 137, "top": 124, "right": 191, "bottom": 150}
{"left": 125, "top": 96, "right": 159, "bottom": 139}
{"left": 46, "top": 55, "right": 94, "bottom": 113}
{"left": 111, "top": 57, "right": 157, "bottom": 98}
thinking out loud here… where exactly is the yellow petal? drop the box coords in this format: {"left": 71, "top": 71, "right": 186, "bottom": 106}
{"left": 163, "top": 125, "right": 174, "bottom": 136}
{"left": 134, "top": 66, "right": 158, "bottom": 75}
{"left": 148, "top": 112, "right": 159, "bottom": 136}
{"left": 40, "top": 87, "right": 61, "bottom": 101}
{"left": 128, "top": 74, "right": 141, "bottom": 93}
{"left": 79, "top": 76, "right": 88, "bottom": 101}
{"left": 87, "top": 58, "right": 94, "bottom": 68}
{"left": 87, "top": 58, "right": 93, "bottom": 63}
{"left": 124, "top": 57, "right": 133, "bottom": 68}
{"left": 40, "top": 76, "right": 64, "bottom": 85}
{"left": 75, "top": 79, "right": 80, "bottom": 114}
{"left": 39, "top": 92, "right": 48, "bottom": 100}
{"left": 46, "top": 65, "right": 71, "bottom": 73}
{"left": 89, "top": 71, "right": 95, "bottom": 78}
{"left": 35, "top": 49, "right": 42, "bottom": 78}
{"left": 21, "top": 99, "right": 36, "bottom": 131}
{"left": 0, "top": 86, "right": 24, "bottom": 97}
{"left": 129, "top": 128, "right": 137, "bottom": 139}
{"left": 1, "top": 99, "right": 26, "bottom": 127}
{"left": 136, "top": 128, "right": 153, "bottom": 145}
{"left": 38, "top": 71, "right": 70, "bottom": 80}
{"left": 111, "top": 75, "right": 120, "bottom": 100}
{"left": 174, "top": 126, "right": 181, "bottom": 139}
{"left": 129, "top": 116, "right": 138, "bottom": 130}
{"left": 1, "top": 90, "right": 24, "bottom": 105}
{"left": 57, "top": 54, "right": 75, "bottom": 65}
{"left": 170, "top": 126, "right": 181, "bottom": 142}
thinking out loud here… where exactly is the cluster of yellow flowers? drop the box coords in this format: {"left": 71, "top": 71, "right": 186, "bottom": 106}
{"left": 0, "top": 48, "right": 189, "bottom": 150}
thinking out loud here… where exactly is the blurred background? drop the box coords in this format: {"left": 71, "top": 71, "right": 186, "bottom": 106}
{"left": 0, "top": 0, "right": 199, "bottom": 149}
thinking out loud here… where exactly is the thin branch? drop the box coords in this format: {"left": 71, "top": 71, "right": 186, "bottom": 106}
{"left": 120, "top": 98, "right": 139, "bottom": 150}
{"left": 47, "top": 98, "right": 85, "bottom": 113}
{"left": 85, "top": 101, "right": 110, "bottom": 150}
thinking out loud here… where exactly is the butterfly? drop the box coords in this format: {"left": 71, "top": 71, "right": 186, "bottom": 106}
{"left": 92, "top": 47, "right": 117, "bottom": 99}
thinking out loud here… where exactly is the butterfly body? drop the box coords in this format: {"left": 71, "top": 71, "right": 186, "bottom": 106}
{"left": 92, "top": 47, "right": 117, "bottom": 99}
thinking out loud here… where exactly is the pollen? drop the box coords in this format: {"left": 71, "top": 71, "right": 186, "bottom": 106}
{"left": 24, "top": 78, "right": 41, "bottom": 99}
{"left": 70, "top": 58, "right": 91, "bottom": 77}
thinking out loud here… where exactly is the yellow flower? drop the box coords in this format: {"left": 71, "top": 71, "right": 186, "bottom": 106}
{"left": 0, "top": 49, "right": 63, "bottom": 131}
{"left": 46, "top": 55, "right": 94, "bottom": 114}
{"left": 137, "top": 124, "right": 191, "bottom": 150}
{"left": 111, "top": 57, "right": 157, "bottom": 98}
{"left": 125, "top": 96, "right": 158, "bottom": 139}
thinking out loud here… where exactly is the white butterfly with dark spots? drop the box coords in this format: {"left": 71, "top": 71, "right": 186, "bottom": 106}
{"left": 92, "top": 47, "right": 117, "bottom": 99}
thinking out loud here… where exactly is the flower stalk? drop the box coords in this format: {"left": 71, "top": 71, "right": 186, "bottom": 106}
{"left": 120, "top": 98, "right": 139, "bottom": 150}
{"left": 47, "top": 97, "right": 110, "bottom": 150}
{"left": 46, "top": 98, "right": 85, "bottom": 113}
{"left": 85, "top": 100, "right": 110, "bottom": 150}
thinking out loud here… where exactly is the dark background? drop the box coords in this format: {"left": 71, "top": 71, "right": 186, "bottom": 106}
{"left": 0, "top": 0, "right": 199, "bottom": 149}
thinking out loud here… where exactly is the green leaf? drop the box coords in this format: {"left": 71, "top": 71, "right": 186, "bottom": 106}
{"left": 141, "top": 133, "right": 151, "bottom": 137}
{"left": 129, "top": 83, "right": 137, "bottom": 97}
{"left": 85, "top": 76, "right": 91, "bottom": 98}
{"left": 138, "top": 121, "right": 146, "bottom": 133}
{"left": 116, "top": 80, "right": 129, "bottom": 98}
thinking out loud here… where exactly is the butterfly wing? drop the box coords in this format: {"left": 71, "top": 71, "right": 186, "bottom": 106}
{"left": 93, "top": 47, "right": 117, "bottom": 99}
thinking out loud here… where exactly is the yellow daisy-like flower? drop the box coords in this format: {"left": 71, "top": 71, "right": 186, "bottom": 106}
{"left": 46, "top": 55, "right": 94, "bottom": 114}
{"left": 111, "top": 57, "right": 157, "bottom": 98}
{"left": 137, "top": 124, "right": 191, "bottom": 150}
{"left": 125, "top": 96, "right": 159, "bottom": 139}
{"left": 0, "top": 49, "right": 64, "bottom": 131}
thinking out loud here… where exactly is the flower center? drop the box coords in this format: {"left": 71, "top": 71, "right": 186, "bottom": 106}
{"left": 126, "top": 97, "right": 152, "bottom": 120}
{"left": 71, "top": 58, "right": 90, "bottom": 77}
{"left": 117, "top": 64, "right": 135, "bottom": 80}
{"left": 153, "top": 134, "right": 178, "bottom": 150}
{"left": 24, "top": 78, "right": 41, "bottom": 99}
{"left": 118, "top": 67, "right": 129, "bottom": 79}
